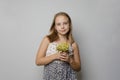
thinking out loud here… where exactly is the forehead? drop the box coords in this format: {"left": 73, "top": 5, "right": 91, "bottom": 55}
{"left": 55, "top": 15, "right": 68, "bottom": 22}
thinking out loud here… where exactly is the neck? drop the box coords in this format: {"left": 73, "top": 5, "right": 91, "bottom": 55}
{"left": 58, "top": 34, "right": 67, "bottom": 42}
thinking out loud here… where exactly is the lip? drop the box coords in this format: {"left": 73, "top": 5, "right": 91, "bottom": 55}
{"left": 60, "top": 30, "right": 66, "bottom": 32}
{"left": 60, "top": 29, "right": 66, "bottom": 32}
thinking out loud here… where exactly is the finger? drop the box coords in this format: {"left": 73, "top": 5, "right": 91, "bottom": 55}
{"left": 60, "top": 55, "right": 65, "bottom": 59}
{"left": 61, "top": 52, "right": 68, "bottom": 56}
{"left": 58, "top": 51, "right": 62, "bottom": 54}
{"left": 60, "top": 58, "right": 68, "bottom": 62}
{"left": 61, "top": 54, "right": 67, "bottom": 57}
{"left": 60, "top": 55, "right": 69, "bottom": 61}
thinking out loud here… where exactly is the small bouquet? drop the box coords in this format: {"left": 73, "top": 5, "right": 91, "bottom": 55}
{"left": 56, "top": 42, "right": 69, "bottom": 52}
{"left": 56, "top": 42, "right": 73, "bottom": 56}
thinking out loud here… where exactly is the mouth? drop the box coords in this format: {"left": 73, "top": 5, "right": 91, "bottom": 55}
{"left": 60, "top": 30, "right": 66, "bottom": 32}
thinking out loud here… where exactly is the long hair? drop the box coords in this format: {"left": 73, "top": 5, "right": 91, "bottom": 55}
{"left": 47, "top": 12, "right": 74, "bottom": 44}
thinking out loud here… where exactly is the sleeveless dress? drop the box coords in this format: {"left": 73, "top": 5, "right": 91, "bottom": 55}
{"left": 43, "top": 42, "right": 77, "bottom": 80}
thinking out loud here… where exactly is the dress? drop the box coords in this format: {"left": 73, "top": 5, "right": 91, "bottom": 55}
{"left": 43, "top": 42, "right": 77, "bottom": 80}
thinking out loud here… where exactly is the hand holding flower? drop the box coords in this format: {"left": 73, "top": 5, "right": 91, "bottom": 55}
{"left": 56, "top": 42, "right": 70, "bottom": 62}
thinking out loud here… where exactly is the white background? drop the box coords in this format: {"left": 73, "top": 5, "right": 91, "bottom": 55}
{"left": 0, "top": 0, "right": 120, "bottom": 80}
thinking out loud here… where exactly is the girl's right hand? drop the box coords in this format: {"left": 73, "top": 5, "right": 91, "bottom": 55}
{"left": 54, "top": 51, "right": 62, "bottom": 60}
{"left": 59, "top": 52, "right": 70, "bottom": 63}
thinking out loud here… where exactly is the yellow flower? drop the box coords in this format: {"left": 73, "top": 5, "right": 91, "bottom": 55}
{"left": 56, "top": 42, "right": 69, "bottom": 52}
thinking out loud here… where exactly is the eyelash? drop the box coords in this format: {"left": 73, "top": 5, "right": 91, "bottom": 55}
{"left": 56, "top": 22, "right": 68, "bottom": 26}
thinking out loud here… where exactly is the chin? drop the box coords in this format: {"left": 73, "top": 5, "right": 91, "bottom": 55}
{"left": 60, "top": 33, "right": 67, "bottom": 36}
{"left": 58, "top": 31, "right": 69, "bottom": 35}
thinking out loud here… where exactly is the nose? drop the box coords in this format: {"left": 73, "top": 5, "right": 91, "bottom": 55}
{"left": 61, "top": 24, "right": 65, "bottom": 29}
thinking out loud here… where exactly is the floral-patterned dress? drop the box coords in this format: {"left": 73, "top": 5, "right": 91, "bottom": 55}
{"left": 43, "top": 42, "right": 77, "bottom": 80}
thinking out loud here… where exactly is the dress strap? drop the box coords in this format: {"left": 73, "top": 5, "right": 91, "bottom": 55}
{"left": 68, "top": 44, "right": 74, "bottom": 56}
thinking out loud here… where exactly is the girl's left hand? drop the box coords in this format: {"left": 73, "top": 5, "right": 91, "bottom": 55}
{"left": 59, "top": 52, "right": 70, "bottom": 62}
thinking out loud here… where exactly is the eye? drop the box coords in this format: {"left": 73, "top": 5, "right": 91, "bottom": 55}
{"left": 56, "top": 23, "right": 61, "bottom": 26}
{"left": 63, "top": 22, "right": 68, "bottom": 25}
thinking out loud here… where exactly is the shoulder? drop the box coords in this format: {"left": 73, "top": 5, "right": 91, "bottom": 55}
{"left": 41, "top": 36, "right": 50, "bottom": 45}
{"left": 72, "top": 42, "right": 79, "bottom": 50}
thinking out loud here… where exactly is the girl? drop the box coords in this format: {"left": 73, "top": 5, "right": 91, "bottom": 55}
{"left": 35, "top": 12, "right": 81, "bottom": 80}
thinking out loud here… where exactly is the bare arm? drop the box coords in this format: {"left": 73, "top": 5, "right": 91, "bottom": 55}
{"left": 35, "top": 36, "right": 60, "bottom": 66}
{"left": 69, "top": 42, "right": 81, "bottom": 71}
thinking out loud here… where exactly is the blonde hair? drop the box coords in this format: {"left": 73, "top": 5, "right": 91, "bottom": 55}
{"left": 47, "top": 12, "right": 74, "bottom": 44}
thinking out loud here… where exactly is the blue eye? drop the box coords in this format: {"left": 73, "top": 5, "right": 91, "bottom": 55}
{"left": 64, "top": 22, "right": 68, "bottom": 25}
{"left": 56, "top": 23, "right": 60, "bottom": 26}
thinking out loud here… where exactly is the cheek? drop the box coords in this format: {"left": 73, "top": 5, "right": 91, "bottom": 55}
{"left": 55, "top": 26, "right": 60, "bottom": 32}
{"left": 67, "top": 28, "right": 70, "bottom": 32}
{"left": 65, "top": 27, "right": 70, "bottom": 33}
{"left": 65, "top": 26, "right": 70, "bottom": 30}
{"left": 55, "top": 26, "right": 58, "bottom": 30}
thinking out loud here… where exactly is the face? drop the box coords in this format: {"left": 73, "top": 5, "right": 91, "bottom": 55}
{"left": 55, "top": 15, "right": 70, "bottom": 36}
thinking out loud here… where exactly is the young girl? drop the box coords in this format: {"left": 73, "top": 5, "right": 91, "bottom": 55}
{"left": 35, "top": 12, "right": 81, "bottom": 80}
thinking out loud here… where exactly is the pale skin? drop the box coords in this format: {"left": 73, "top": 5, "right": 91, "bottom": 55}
{"left": 36, "top": 15, "right": 81, "bottom": 71}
